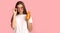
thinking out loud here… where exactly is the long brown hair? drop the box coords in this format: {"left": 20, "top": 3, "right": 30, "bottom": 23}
{"left": 15, "top": 1, "right": 27, "bottom": 15}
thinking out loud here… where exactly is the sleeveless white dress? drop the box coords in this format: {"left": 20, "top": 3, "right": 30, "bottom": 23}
{"left": 13, "top": 14, "right": 32, "bottom": 33}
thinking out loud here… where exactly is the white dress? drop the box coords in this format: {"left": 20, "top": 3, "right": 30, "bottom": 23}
{"left": 13, "top": 14, "right": 32, "bottom": 33}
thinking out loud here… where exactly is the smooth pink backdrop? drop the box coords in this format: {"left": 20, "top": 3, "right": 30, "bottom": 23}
{"left": 0, "top": 0, "right": 60, "bottom": 33}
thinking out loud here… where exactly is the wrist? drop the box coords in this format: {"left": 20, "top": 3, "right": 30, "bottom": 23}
{"left": 14, "top": 14, "right": 16, "bottom": 16}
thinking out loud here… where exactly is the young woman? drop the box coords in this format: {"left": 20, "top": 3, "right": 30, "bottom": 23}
{"left": 11, "top": 1, "right": 32, "bottom": 33}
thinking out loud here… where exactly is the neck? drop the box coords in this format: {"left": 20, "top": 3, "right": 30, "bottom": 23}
{"left": 19, "top": 12, "right": 23, "bottom": 15}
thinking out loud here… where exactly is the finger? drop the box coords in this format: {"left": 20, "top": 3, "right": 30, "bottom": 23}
{"left": 27, "top": 11, "right": 30, "bottom": 15}
{"left": 15, "top": 8, "right": 17, "bottom": 11}
{"left": 15, "top": 8, "right": 17, "bottom": 12}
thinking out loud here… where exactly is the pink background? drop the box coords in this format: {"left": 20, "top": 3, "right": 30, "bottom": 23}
{"left": 0, "top": 0, "right": 60, "bottom": 33}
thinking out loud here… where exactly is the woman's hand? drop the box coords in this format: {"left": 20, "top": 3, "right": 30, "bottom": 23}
{"left": 26, "top": 11, "right": 30, "bottom": 21}
{"left": 13, "top": 8, "right": 17, "bottom": 15}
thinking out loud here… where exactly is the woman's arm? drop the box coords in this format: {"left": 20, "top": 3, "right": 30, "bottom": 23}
{"left": 11, "top": 8, "right": 17, "bottom": 29}
{"left": 27, "top": 22, "right": 32, "bottom": 32}
{"left": 11, "top": 14, "right": 16, "bottom": 29}
{"left": 26, "top": 11, "right": 32, "bottom": 32}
